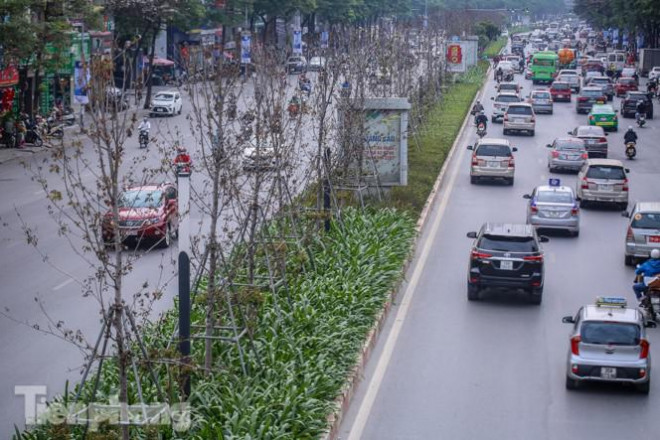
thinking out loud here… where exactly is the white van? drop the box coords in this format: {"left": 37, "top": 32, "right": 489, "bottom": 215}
{"left": 606, "top": 52, "right": 626, "bottom": 73}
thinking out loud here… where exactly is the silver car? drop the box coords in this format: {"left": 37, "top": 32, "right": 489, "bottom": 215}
{"left": 557, "top": 69, "right": 581, "bottom": 92}
{"left": 528, "top": 89, "right": 553, "bottom": 114}
{"left": 585, "top": 76, "right": 614, "bottom": 100}
{"left": 623, "top": 202, "right": 660, "bottom": 266}
{"left": 524, "top": 184, "right": 580, "bottom": 236}
{"left": 546, "top": 137, "right": 587, "bottom": 172}
{"left": 467, "top": 138, "right": 517, "bottom": 185}
{"left": 568, "top": 125, "right": 608, "bottom": 158}
{"left": 491, "top": 92, "right": 521, "bottom": 122}
{"left": 576, "top": 159, "right": 629, "bottom": 210}
{"left": 503, "top": 103, "right": 536, "bottom": 136}
{"left": 563, "top": 297, "right": 654, "bottom": 393}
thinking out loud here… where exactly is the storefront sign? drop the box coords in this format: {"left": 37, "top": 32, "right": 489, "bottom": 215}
{"left": 293, "top": 30, "right": 302, "bottom": 55}
{"left": 0, "top": 65, "right": 19, "bottom": 87}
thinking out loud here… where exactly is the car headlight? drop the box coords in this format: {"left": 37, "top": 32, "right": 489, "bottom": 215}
{"left": 145, "top": 217, "right": 161, "bottom": 225}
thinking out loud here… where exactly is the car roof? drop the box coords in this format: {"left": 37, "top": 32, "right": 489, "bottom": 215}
{"left": 476, "top": 137, "right": 510, "bottom": 146}
{"left": 633, "top": 202, "right": 660, "bottom": 213}
{"left": 582, "top": 305, "right": 641, "bottom": 323}
{"left": 482, "top": 223, "right": 535, "bottom": 237}
{"left": 496, "top": 92, "right": 519, "bottom": 97}
{"left": 586, "top": 158, "right": 624, "bottom": 167}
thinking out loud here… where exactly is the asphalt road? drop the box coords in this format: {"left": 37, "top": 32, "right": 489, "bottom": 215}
{"left": 340, "top": 62, "right": 660, "bottom": 437}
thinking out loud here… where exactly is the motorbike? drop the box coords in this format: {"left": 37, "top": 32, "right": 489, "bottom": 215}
{"left": 635, "top": 273, "right": 660, "bottom": 322}
{"left": 476, "top": 122, "right": 487, "bottom": 138}
{"left": 636, "top": 112, "right": 646, "bottom": 128}
{"left": 625, "top": 141, "right": 637, "bottom": 159}
{"left": 24, "top": 127, "right": 43, "bottom": 147}
{"left": 0, "top": 126, "right": 16, "bottom": 148}
{"left": 37, "top": 115, "right": 64, "bottom": 140}
{"left": 49, "top": 107, "right": 76, "bottom": 126}
{"left": 139, "top": 129, "right": 149, "bottom": 149}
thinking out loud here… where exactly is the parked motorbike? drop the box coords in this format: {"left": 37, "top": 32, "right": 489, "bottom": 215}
{"left": 139, "top": 129, "right": 149, "bottom": 149}
{"left": 625, "top": 141, "right": 637, "bottom": 159}
{"left": 37, "top": 115, "right": 64, "bottom": 140}
{"left": 0, "top": 126, "right": 16, "bottom": 148}
{"left": 24, "top": 127, "right": 43, "bottom": 147}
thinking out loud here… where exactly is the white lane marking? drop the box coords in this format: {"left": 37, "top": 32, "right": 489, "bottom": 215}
{"left": 52, "top": 277, "right": 74, "bottom": 291}
{"left": 33, "top": 190, "right": 43, "bottom": 196}
{"left": 346, "top": 122, "right": 468, "bottom": 440}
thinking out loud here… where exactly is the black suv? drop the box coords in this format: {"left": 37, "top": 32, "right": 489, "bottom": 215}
{"left": 620, "top": 91, "right": 654, "bottom": 119}
{"left": 466, "top": 223, "right": 549, "bottom": 304}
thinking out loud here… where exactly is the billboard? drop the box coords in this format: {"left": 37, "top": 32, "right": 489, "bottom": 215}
{"left": 293, "top": 30, "right": 302, "bottom": 55}
{"left": 360, "top": 98, "right": 410, "bottom": 186}
{"left": 241, "top": 34, "right": 251, "bottom": 64}
{"left": 446, "top": 42, "right": 467, "bottom": 73}
{"left": 74, "top": 61, "right": 90, "bottom": 105}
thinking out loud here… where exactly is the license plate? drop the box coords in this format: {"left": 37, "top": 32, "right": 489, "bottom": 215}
{"left": 649, "top": 236, "right": 660, "bottom": 243}
{"left": 567, "top": 154, "right": 580, "bottom": 160}
{"left": 600, "top": 117, "right": 608, "bottom": 121}
{"left": 600, "top": 367, "right": 616, "bottom": 379}
{"left": 125, "top": 229, "right": 139, "bottom": 236}
{"left": 487, "top": 161, "right": 499, "bottom": 168}
{"left": 558, "top": 94, "right": 565, "bottom": 98}
{"left": 585, "top": 139, "right": 594, "bottom": 144}
{"left": 157, "top": 108, "right": 164, "bottom": 112}
{"left": 500, "top": 260, "right": 514, "bottom": 270}
{"left": 599, "top": 184, "right": 612, "bottom": 191}
{"left": 547, "top": 211, "right": 561, "bottom": 218}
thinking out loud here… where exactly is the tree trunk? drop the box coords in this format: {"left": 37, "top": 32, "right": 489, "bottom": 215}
{"left": 143, "top": 26, "right": 159, "bottom": 110}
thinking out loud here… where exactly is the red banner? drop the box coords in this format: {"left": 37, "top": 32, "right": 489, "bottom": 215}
{"left": 0, "top": 65, "right": 19, "bottom": 87}
{"left": 446, "top": 44, "right": 462, "bottom": 65}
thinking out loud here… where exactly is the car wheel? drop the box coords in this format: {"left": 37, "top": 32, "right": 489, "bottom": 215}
{"left": 566, "top": 375, "right": 579, "bottom": 390}
{"left": 467, "top": 283, "right": 480, "bottom": 301}
{"left": 503, "top": 129, "right": 508, "bottom": 135}
{"left": 158, "top": 223, "right": 172, "bottom": 249}
{"left": 529, "top": 289, "right": 543, "bottom": 305}
{"left": 178, "top": 106, "right": 182, "bottom": 115}
{"left": 470, "top": 176, "right": 478, "bottom": 184}
{"left": 491, "top": 116, "right": 496, "bottom": 123}
{"left": 508, "top": 177, "right": 514, "bottom": 186}
{"left": 579, "top": 199, "right": 589, "bottom": 209}
{"left": 620, "top": 202, "right": 628, "bottom": 211}
{"left": 549, "top": 110, "right": 553, "bottom": 115}
{"left": 625, "top": 255, "right": 635, "bottom": 266}
{"left": 637, "top": 380, "right": 650, "bottom": 395}
{"left": 571, "top": 230, "right": 580, "bottom": 238}
{"left": 530, "top": 130, "right": 535, "bottom": 136}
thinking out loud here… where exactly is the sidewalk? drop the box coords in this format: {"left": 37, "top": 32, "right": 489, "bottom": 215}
{"left": 0, "top": 123, "right": 79, "bottom": 165}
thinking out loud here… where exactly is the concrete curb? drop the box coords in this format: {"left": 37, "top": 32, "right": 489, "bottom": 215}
{"left": 321, "top": 64, "right": 494, "bottom": 440}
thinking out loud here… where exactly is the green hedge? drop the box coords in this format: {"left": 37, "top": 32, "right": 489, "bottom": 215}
{"left": 17, "top": 209, "right": 415, "bottom": 439}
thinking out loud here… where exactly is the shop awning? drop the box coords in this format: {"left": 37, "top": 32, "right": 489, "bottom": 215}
{"left": 143, "top": 56, "right": 175, "bottom": 67}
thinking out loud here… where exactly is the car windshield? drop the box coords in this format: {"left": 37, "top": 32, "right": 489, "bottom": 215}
{"left": 552, "top": 83, "right": 570, "bottom": 90}
{"left": 556, "top": 139, "right": 585, "bottom": 150}
{"left": 582, "top": 89, "right": 603, "bottom": 97}
{"left": 507, "top": 106, "right": 532, "bottom": 115}
{"left": 591, "top": 78, "right": 610, "bottom": 85}
{"left": 479, "top": 235, "right": 538, "bottom": 253}
{"left": 119, "top": 190, "right": 163, "bottom": 208}
{"left": 497, "top": 95, "right": 520, "bottom": 102}
{"left": 536, "top": 191, "right": 574, "bottom": 204}
{"left": 533, "top": 58, "right": 554, "bottom": 66}
{"left": 533, "top": 92, "right": 551, "bottom": 99}
{"left": 631, "top": 212, "right": 660, "bottom": 229}
{"left": 628, "top": 93, "right": 646, "bottom": 100}
{"left": 592, "top": 106, "right": 613, "bottom": 113}
{"left": 581, "top": 322, "right": 640, "bottom": 345}
{"left": 476, "top": 144, "right": 511, "bottom": 157}
{"left": 155, "top": 94, "right": 174, "bottom": 101}
{"left": 500, "top": 84, "right": 518, "bottom": 90}
{"left": 576, "top": 126, "right": 604, "bottom": 137}
{"left": 618, "top": 78, "right": 635, "bottom": 85}
{"left": 586, "top": 165, "right": 626, "bottom": 180}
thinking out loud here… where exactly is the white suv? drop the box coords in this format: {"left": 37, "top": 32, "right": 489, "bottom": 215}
{"left": 649, "top": 66, "right": 660, "bottom": 81}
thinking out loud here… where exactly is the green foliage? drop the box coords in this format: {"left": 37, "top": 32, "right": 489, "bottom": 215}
{"left": 573, "top": 0, "right": 660, "bottom": 43}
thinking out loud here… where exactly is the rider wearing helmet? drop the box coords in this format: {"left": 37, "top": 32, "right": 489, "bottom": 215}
{"left": 633, "top": 249, "right": 660, "bottom": 300}
{"left": 173, "top": 143, "right": 191, "bottom": 174}
{"left": 138, "top": 116, "right": 150, "bottom": 133}
{"left": 474, "top": 110, "right": 488, "bottom": 130}
{"left": 624, "top": 126, "right": 637, "bottom": 144}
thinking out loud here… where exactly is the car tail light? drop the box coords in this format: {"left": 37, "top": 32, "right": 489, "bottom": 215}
{"left": 523, "top": 254, "right": 544, "bottom": 262}
{"left": 531, "top": 116, "right": 536, "bottom": 123}
{"left": 504, "top": 114, "right": 509, "bottom": 121}
{"left": 623, "top": 178, "right": 629, "bottom": 191}
{"left": 530, "top": 205, "right": 538, "bottom": 213}
{"left": 471, "top": 250, "right": 492, "bottom": 260}
{"left": 571, "top": 206, "right": 579, "bottom": 216}
{"left": 581, "top": 177, "right": 589, "bottom": 189}
{"left": 571, "top": 336, "right": 581, "bottom": 355}
{"left": 551, "top": 151, "right": 560, "bottom": 158}
{"left": 640, "top": 339, "right": 650, "bottom": 359}
{"left": 588, "top": 115, "right": 594, "bottom": 121}
{"left": 626, "top": 226, "right": 634, "bottom": 241}
{"left": 639, "top": 368, "right": 647, "bottom": 378}
{"left": 578, "top": 97, "right": 588, "bottom": 102}
{"left": 508, "top": 157, "right": 515, "bottom": 168}
{"left": 581, "top": 153, "right": 588, "bottom": 159}
{"left": 471, "top": 154, "right": 478, "bottom": 166}
{"left": 599, "top": 137, "right": 607, "bottom": 143}
{"left": 571, "top": 363, "right": 579, "bottom": 373}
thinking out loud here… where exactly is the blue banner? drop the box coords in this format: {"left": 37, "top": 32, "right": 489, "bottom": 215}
{"left": 320, "top": 31, "right": 329, "bottom": 49}
{"left": 637, "top": 35, "right": 644, "bottom": 49}
{"left": 73, "top": 61, "right": 89, "bottom": 105}
{"left": 293, "top": 30, "right": 302, "bottom": 55}
{"left": 241, "top": 34, "right": 251, "bottom": 64}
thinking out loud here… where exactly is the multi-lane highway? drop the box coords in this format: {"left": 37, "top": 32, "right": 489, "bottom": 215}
{"left": 340, "top": 52, "right": 660, "bottom": 438}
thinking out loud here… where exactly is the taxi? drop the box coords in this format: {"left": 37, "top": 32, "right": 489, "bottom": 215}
{"left": 523, "top": 179, "right": 580, "bottom": 236}
{"left": 588, "top": 104, "right": 618, "bottom": 131}
{"left": 562, "top": 297, "right": 655, "bottom": 393}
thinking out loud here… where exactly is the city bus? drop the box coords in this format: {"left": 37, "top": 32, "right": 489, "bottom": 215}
{"left": 531, "top": 51, "right": 559, "bottom": 84}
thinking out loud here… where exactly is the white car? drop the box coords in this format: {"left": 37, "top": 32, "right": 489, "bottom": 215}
{"left": 649, "top": 66, "right": 660, "bottom": 81}
{"left": 308, "top": 56, "right": 327, "bottom": 71}
{"left": 150, "top": 91, "right": 183, "bottom": 116}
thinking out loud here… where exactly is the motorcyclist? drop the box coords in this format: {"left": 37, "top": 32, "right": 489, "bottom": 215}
{"left": 624, "top": 126, "right": 638, "bottom": 144}
{"left": 138, "top": 117, "right": 150, "bottom": 135}
{"left": 471, "top": 100, "right": 484, "bottom": 115}
{"left": 173, "top": 144, "right": 192, "bottom": 174}
{"left": 635, "top": 99, "right": 647, "bottom": 123}
{"left": 633, "top": 249, "right": 660, "bottom": 301}
{"left": 475, "top": 110, "right": 488, "bottom": 131}
{"left": 496, "top": 66, "right": 503, "bottom": 82}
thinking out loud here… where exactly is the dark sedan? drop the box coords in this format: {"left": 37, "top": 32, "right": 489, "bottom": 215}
{"left": 620, "top": 91, "right": 654, "bottom": 119}
{"left": 575, "top": 87, "right": 607, "bottom": 114}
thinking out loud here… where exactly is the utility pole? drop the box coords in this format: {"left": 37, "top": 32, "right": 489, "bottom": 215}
{"left": 176, "top": 162, "right": 192, "bottom": 398}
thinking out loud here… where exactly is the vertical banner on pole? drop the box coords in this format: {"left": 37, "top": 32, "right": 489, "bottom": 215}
{"left": 241, "top": 34, "right": 251, "bottom": 64}
{"left": 320, "top": 31, "right": 329, "bottom": 49}
{"left": 293, "top": 30, "right": 302, "bottom": 55}
{"left": 73, "top": 61, "right": 89, "bottom": 105}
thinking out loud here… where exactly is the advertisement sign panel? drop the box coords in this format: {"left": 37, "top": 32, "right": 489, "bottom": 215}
{"left": 446, "top": 42, "right": 467, "bottom": 73}
{"left": 360, "top": 98, "right": 410, "bottom": 186}
{"left": 320, "top": 31, "right": 329, "bottom": 49}
{"left": 0, "top": 65, "right": 19, "bottom": 87}
{"left": 241, "top": 34, "right": 251, "bottom": 64}
{"left": 293, "top": 30, "right": 302, "bottom": 55}
{"left": 73, "top": 61, "right": 90, "bottom": 105}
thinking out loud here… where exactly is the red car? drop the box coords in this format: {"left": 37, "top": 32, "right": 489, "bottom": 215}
{"left": 615, "top": 77, "right": 638, "bottom": 97}
{"left": 550, "top": 81, "right": 572, "bottom": 102}
{"left": 102, "top": 183, "right": 179, "bottom": 248}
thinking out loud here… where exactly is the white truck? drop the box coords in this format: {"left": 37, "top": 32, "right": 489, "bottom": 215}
{"left": 639, "top": 48, "right": 660, "bottom": 77}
